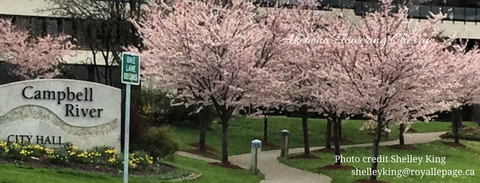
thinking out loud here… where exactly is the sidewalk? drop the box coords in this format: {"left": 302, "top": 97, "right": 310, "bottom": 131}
{"left": 178, "top": 131, "right": 445, "bottom": 183}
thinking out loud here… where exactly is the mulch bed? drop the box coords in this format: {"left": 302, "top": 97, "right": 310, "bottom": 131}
{"left": 367, "top": 132, "right": 389, "bottom": 137}
{"left": 186, "top": 143, "right": 219, "bottom": 159}
{"left": 0, "top": 155, "right": 174, "bottom": 177}
{"left": 184, "top": 149, "right": 218, "bottom": 159}
{"left": 354, "top": 179, "right": 390, "bottom": 183}
{"left": 463, "top": 127, "right": 476, "bottom": 133}
{"left": 444, "top": 142, "right": 467, "bottom": 148}
{"left": 386, "top": 144, "right": 417, "bottom": 150}
{"left": 208, "top": 162, "right": 244, "bottom": 170}
{"left": 319, "top": 164, "right": 355, "bottom": 170}
{"left": 406, "top": 128, "right": 418, "bottom": 133}
{"left": 312, "top": 148, "right": 344, "bottom": 153}
{"left": 188, "top": 143, "right": 218, "bottom": 152}
{"left": 287, "top": 154, "right": 320, "bottom": 159}
{"left": 447, "top": 126, "right": 476, "bottom": 132}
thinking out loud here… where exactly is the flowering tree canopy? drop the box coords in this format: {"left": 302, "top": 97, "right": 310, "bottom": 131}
{"left": 438, "top": 42, "right": 480, "bottom": 143}
{"left": 278, "top": 4, "right": 329, "bottom": 110}
{"left": 131, "top": 0, "right": 292, "bottom": 163}
{"left": 330, "top": 0, "right": 452, "bottom": 180}
{"left": 442, "top": 43, "right": 480, "bottom": 108}
{"left": 0, "top": 18, "right": 75, "bottom": 79}
{"left": 339, "top": 2, "right": 451, "bottom": 125}
{"left": 317, "top": 14, "right": 363, "bottom": 118}
{"left": 133, "top": 0, "right": 286, "bottom": 108}
{"left": 274, "top": 3, "right": 333, "bottom": 156}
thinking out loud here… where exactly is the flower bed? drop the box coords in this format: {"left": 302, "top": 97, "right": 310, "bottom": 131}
{"left": 0, "top": 140, "right": 176, "bottom": 177}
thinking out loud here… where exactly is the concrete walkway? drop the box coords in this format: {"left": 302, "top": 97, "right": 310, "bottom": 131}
{"left": 177, "top": 131, "right": 445, "bottom": 183}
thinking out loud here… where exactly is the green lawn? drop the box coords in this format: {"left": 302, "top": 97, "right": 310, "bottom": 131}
{"left": 172, "top": 115, "right": 480, "bottom": 157}
{"left": 407, "top": 121, "right": 478, "bottom": 133}
{"left": 1, "top": 117, "right": 471, "bottom": 183}
{"left": 165, "top": 156, "right": 264, "bottom": 183}
{"left": 0, "top": 155, "right": 263, "bottom": 183}
{"left": 172, "top": 116, "right": 400, "bottom": 156}
{"left": 279, "top": 140, "right": 480, "bottom": 183}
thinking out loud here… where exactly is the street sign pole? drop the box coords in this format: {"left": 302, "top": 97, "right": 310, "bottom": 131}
{"left": 123, "top": 83, "right": 131, "bottom": 183}
{"left": 121, "top": 52, "right": 140, "bottom": 183}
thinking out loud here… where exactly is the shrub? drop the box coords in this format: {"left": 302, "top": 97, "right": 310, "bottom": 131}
{"left": 5, "top": 141, "right": 32, "bottom": 161}
{"left": 0, "top": 141, "right": 56, "bottom": 162}
{"left": 91, "top": 145, "right": 116, "bottom": 162}
{"left": 133, "top": 85, "right": 171, "bottom": 124}
{"left": 63, "top": 143, "right": 116, "bottom": 164}
{"left": 132, "top": 84, "right": 200, "bottom": 126}
{"left": 124, "top": 104, "right": 151, "bottom": 151}
{"left": 63, "top": 143, "right": 83, "bottom": 163}
{"left": 18, "top": 143, "right": 55, "bottom": 161}
{"left": 138, "top": 126, "right": 179, "bottom": 160}
{"left": 23, "top": 144, "right": 47, "bottom": 158}
{"left": 130, "top": 150, "right": 153, "bottom": 167}
{"left": 440, "top": 130, "right": 480, "bottom": 141}
{"left": 0, "top": 141, "right": 7, "bottom": 155}
{"left": 0, "top": 141, "right": 154, "bottom": 169}
{"left": 47, "top": 148, "right": 69, "bottom": 165}
{"left": 112, "top": 151, "right": 154, "bottom": 170}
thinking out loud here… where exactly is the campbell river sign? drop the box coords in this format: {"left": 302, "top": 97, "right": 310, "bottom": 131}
{"left": 0, "top": 79, "right": 121, "bottom": 150}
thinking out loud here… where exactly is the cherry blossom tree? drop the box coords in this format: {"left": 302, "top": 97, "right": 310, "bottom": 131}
{"left": 130, "top": 0, "right": 291, "bottom": 164}
{"left": 242, "top": 3, "right": 302, "bottom": 145}
{"left": 332, "top": 0, "right": 452, "bottom": 180}
{"left": 0, "top": 18, "right": 75, "bottom": 79}
{"left": 395, "top": 108, "right": 415, "bottom": 145}
{"left": 315, "top": 14, "right": 363, "bottom": 164}
{"left": 441, "top": 42, "right": 480, "bottom": 144}
{"left": 363, "top": 106, "right": 420, "bottom": 146}
{"left": 314, "top": 80, "right": 359, "bottom": 165}
{"left": 275, "top": 2, "right": 332, "bottom": 156}
{"left": 278, "top": 2, "right": 361, "bottom": 159}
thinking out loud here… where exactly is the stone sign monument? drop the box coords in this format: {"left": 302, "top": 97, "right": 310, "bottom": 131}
{"left": 0, "top": 79, "right": 121, "bottom": 150}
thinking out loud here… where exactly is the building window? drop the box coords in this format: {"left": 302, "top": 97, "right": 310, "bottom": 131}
{"left": 12, "top": 16, "right": 30, "bottom": 31}
{"left": 48, "top": 20, "right": 58, "bottom": 38}
{"left": 63, "top": 19, "right": 75, "bottom": 37}
{"left": 30, "top": 17, "right": 46, "bottom": 37}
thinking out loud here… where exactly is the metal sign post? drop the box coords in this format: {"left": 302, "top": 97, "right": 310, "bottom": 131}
{"left": 281, "top": 129, "right": 289, "bottom": 157}
{"left": 121, "top": 52, "right": 140, "bottom": 183}
{"left": 251, "top": 139, "right": 262, "bottom": 175}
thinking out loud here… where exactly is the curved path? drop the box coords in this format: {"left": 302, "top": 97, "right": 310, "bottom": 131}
{"left": 177, "top": 131, "right": 445, "bottom": 183}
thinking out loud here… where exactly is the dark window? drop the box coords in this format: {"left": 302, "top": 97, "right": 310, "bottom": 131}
{"left": 48, "top": 19, "right": 58, "bottom": 38}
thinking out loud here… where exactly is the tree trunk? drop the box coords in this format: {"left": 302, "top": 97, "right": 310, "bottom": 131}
{"left": 263, "top": 114, "right": 268, "bottom": 143}
{"left": 334, "top": 116, "right": 341, "bottom": 165}
{"left": 211, "top": 102, "right": 235, "bottom": 165}
{"left": 325, "top": 117, "right": 333, "bottom": 149}
{"left": 458, "top": 109, "right": 464, "bottom": 134}
{"left": 399, "top": 123, "right": 405, "bottom": 145}
{"left": 221, "top": 115, "right": 229, "bottom": 164}
{"left": 370, "top": 112, "right": 383, "bottom": 181}
{"left": 301, "top": 106, "right": 310, "bottom": 155}
{"left": 198, "top": 108, "right": 207, "bottom": 153}
{"left": 452, "top": 108, "right": 462, "bottom": 144}
{"left": 339, "top": 118, "right": 342, "bottom": 140}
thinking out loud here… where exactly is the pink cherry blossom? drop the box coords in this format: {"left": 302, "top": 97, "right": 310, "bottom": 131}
{"left": 0, "top": 18, "right": 76, "bottom": 79}
{"left": 129, "top": 0, "right": 292, "bottom": 164}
